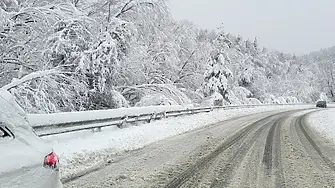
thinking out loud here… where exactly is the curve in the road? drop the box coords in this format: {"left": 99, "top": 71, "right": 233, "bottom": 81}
{"left": 164, "top": 111, "right": 296, "bottom": 188}
{"left": 63, "top": 109, "right": 335, "bottom": 188}
{"left": 164, "top": 109, "right": 335, "bottom": 188}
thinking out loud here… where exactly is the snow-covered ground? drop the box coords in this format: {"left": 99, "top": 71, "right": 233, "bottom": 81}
{"left": 307, "top": 108, "right": 335, "bottom": 144}
{"left": 41, "top": 105, "right": 312, "bottom": 180}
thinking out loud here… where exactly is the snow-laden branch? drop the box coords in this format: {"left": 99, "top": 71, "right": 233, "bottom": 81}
{"left": 1, "top": 69, "right": 62, "bottom": 91}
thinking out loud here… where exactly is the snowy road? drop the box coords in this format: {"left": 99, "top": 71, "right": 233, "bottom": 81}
{"left": 63, "top": 108, "right": 335, "bottom": 188}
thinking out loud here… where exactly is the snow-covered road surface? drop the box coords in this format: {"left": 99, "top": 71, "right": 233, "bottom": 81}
{"left": 43, "top": 105, "right": 311, "bottom": 181}
{"left": 51, "top": 106, "right": 335, "bottom": 187}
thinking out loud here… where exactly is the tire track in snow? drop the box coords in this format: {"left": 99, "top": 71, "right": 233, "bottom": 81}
{"left": 163, "top": 114, "right": 277, "bottom": 188}
{"left": 297, "top": 114, "right": 335, "bottom": 171}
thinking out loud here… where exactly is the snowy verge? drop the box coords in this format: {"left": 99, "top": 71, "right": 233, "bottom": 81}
{"left": 306, "top": 108, "right": 335, "bottom": 144}
{"left": 42, "top": 105, "right": 312, "bottom": 181}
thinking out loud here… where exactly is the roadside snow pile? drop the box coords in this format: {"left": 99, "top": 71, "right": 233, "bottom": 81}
{"left": 40, "top": 104, "right": 312, "bottom": 180}
{"left": 307, "top": 108, "right": 335, "bottom": 144}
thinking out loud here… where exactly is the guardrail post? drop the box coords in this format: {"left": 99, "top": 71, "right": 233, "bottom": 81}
{"left": 147, "top": 112, "right": 156, "bottom": 123}
{"left": 157, "top": 112, "right": 164, "bottom": 120}
{"left": 92, "top": 127, "right": 102, "bottom": 133}
{"left": 118, "top": 115, "right": 128, "bottom": 128}
{"left": 163, "top": 111, "right": 167, "bottom": 119}
{"left": 134, "top": 115, "right": 140, "bottom": 126}
{"left": 191, "top": 109, "right": 194, "bottom": 114}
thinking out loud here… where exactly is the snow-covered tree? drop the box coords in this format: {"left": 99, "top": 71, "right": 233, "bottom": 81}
{"left": 1, "top": 0, "right": 334, "bottom": 113}
{"left": 203, "top": 51, "right": 233, "bottom": 102}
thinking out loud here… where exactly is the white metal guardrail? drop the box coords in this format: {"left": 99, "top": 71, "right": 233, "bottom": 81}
{"left": 29, "top": 104, "right": 304, "bottom": 137}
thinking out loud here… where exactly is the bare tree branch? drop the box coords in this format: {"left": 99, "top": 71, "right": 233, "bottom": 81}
{"left": 179, "top": 50, "right": 195, "bottom": 73}
{"left": 174, "top": 50, "right": 196, "bottom": 83}
{"left": 107, "top": 1, "right": 112, "bottom": 22}
{"left": 72, "top": 0, "right": 80, "bottom": 7}
{"left": 115, "top": 0, "right": 134, "bottom": 18}
{"left": 115, "top": 1, "right": 154, "bottom": 18}
{"left": 174, "top": 73, "right": 194, "bottom": 84}
{"left": 0, "top": 58, "right": 35, "bottom": 70}
{"left": 87, "top": 1, "right": 110, "bottom": 17}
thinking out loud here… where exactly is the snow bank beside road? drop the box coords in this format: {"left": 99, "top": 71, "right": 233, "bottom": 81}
{"left": 43, "top": 105, "right": 311, "bottom": 180}
{"left": 307, "top": 108, "right": 335, "bottom": 144}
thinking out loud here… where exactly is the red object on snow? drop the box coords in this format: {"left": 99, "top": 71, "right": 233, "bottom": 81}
{"left": 43, "top": 152, "right": 59, "bottom": 170}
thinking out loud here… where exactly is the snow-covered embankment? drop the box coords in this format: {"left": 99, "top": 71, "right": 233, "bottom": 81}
{"left": 307, "top": 108, "right": 335, "bottom": 144}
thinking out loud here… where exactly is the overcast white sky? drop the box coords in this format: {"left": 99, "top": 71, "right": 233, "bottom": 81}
{"left": 168, "top": 0, "right": 335, "bottom": 55}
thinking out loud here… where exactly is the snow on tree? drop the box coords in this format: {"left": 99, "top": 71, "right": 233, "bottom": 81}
{"left": 276, "top": 97, "right": 287, "bottom": 104}
{"left": 1, "top": 0, "right": 334, "bottom": 112}
{"left": 182, "top": 29, "right": 213, "bottom": 91}
{"left": 203, "top": 52, "right": 232, "bottom": 102}
{"left": 1, "top": 67, "right": 87, "bottom": 113}
{"left": 85, "top": 89, "right": 129, "bottom": 110}
{"left": 179, "top": 88, "right": 203, "bottom": 105}
{"left": 245, "top": 98, "right": 262, "bottom": 105}
{"left": 203, "top": 30, "right": 234, "bottom": 104}
{"left": 285, "top": 96, "right": 299, "bottom": 104}
{"left": 0, "top": 0, "right": 18, "bottom": 11}
{"left": 135, "top": 94, "right": 178, "bottom": 107}
{"left": 46, "top": 19, "right": 94, "bottom": 66}
{"left": 258, "top": 94, "right": 280, "bottom": 104}
{"left": 200, "top": 91, "right": 224, "bottom": 107}
{"left": 226, "top": 90, "right": 242, "bottom": 105}
{"left": 231, "top": 86, "right": 252, "bottom": 103}
{"left": 319, "top": 92, "right": 328, "bottom": 101}
{"left": 120, "top": 84, "right": 191, "bottom": 107}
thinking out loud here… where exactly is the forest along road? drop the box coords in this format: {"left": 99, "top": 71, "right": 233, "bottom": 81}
{"left": 64, "top": 108, "right": 335, "bottom": 188}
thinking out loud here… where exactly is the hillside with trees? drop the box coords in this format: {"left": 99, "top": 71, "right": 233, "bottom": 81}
{"left": 0, "top": 0, "right": 332, "bottom": 113}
